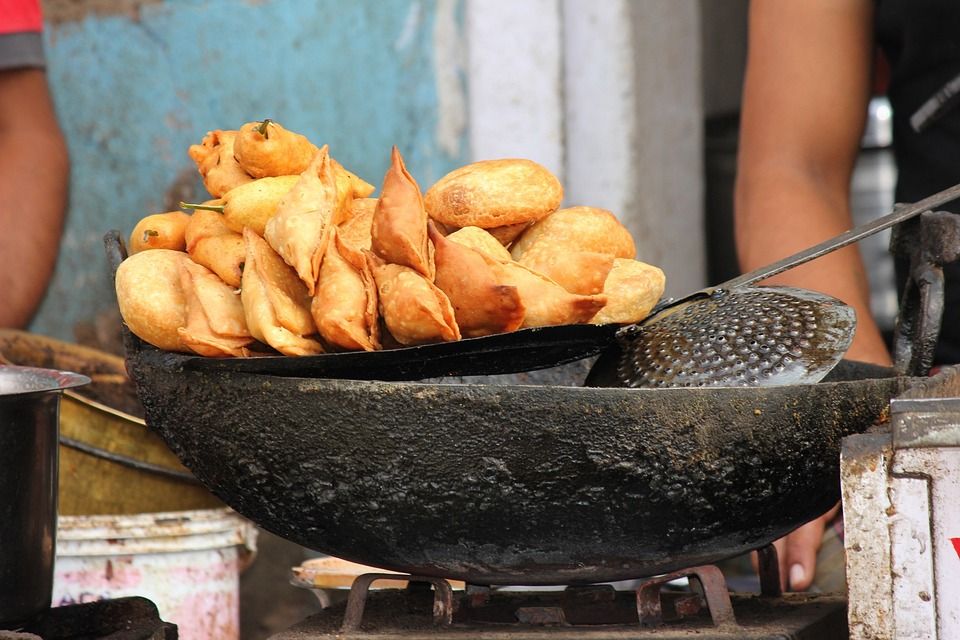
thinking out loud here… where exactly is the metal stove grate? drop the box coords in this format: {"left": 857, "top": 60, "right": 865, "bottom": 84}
{"left": 272, "top": 550, "right": 848, "bottom": 640}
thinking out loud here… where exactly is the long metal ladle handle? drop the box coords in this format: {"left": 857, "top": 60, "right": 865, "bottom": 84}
{"left": 720, "top": 181, "right": 960, "bottom": 290}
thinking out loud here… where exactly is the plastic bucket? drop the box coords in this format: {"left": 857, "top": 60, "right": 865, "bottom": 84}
{"left": 0, "top": 330, "right": 223, "bottom": 515}
{"left": 52, "top": 508, "right": 257, "bottom": 640}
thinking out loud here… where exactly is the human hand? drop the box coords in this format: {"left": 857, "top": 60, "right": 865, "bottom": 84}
{"left": 754, "top": 502, "right": 840, "bottom": 591}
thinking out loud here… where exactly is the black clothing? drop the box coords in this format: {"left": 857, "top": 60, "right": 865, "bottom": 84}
{"left": 875, "top": 0, "right": 960, "bottom": 363}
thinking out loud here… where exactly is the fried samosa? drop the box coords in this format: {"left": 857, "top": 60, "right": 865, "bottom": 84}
{"left": 337, "top": 197, "right": 376, "bottom": 252}
{"left": 424, "top": 159, "right": 563, "bottom": 229}
{"left": 445, "top": 226, "right": 512, "bottom": 262}
{"left": 264, "top": 146, "right": 341, "bottom": 295}
{"left": 371, "top": 146, "right": 434, "bottom": 280}
{"left": 115, "top": 249, "right": 190, "bottom": 353}
{"left": 188, "top": 129, "right": 254, "bottom": 197}
{"left": 184, "top": 208, "right": 245, "bottom": 288}
{"left": 368, "top": 253, "right": 460, "bottom": 345}
{"left": 233, "top": 119, "right": 319, "bottom": 179}
{"left": 129, "top": 211, "right": 191, "bottom": 254}
{"left": 311, "top": 228, "right": 380, "bottom": 351}
{"left": 483, "top": 257, "right": 607, "bottom": 328}
{"left": 241, "top": 229, "right": 324, "bottom": 356}
{"left": 591, "top": 258, "right": 666, "bottom": 325}
{"left": 485, "top": 221, "right": 531, "bottom": 247}
{"left": 510, "top": 206, "right": 636, "bottom": 261}
{"left": 429, "top": 223, "right": 524, "bottom": 338}
{"left": 331, "top": 158, "right": 376, "bottom": 220}
{"left": 177, "top": 259, "right": 252, "bottom": 357}
{"left": 518, "top": 250, "right": 615, "bottom": 296}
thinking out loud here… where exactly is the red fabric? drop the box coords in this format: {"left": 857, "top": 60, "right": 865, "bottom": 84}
{"left": 952, "top": 537, "right": 960, "bottom": 561}
{"left": 0, "top": 0, "right": 43, "bottom": 35}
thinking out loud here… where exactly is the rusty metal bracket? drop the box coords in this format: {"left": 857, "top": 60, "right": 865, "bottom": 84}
{"left": 340, "top": 573, "right": 454, "bottom": 633}
{"left": 891, "top": 210, "right": 960, "bottom": 376}
{"left": 755, "top": 543, "right": 783, "bottom": 597}
{"left": 635, "top": 564, "right": 738, "bottom": 630}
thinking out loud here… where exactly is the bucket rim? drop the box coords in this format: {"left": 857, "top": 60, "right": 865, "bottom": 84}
{"left": 56, "top": 508, "right": 257, "bottom": 557}
{"left": 57, "top": 507, "right": 248, "bottom": 539}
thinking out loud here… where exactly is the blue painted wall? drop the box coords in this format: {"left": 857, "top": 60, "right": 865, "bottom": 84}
{"left": 34, "top": 0, "right": 467, "bottom": 343}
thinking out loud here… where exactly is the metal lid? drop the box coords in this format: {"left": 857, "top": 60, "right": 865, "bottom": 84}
{"left": 0, "top": 364, "right": 90, "bottom": 396}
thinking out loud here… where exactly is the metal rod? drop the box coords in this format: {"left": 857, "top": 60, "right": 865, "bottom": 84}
{"left": 722, "top": 181, "right": 960, "bottom": 289}
{"left": 58, "top": 435, "right": 199, "bottom": 483}
{"left": 756, "top": 544, "right": 783, "bottom": 597}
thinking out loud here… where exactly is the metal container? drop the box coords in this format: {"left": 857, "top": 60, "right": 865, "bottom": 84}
{"left": 0, "top": 330, "right": 223, "bottom": 516}
{"left": 0, "top": 365, "right": 89, "bottom": 627}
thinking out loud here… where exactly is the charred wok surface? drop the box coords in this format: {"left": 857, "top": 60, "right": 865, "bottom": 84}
{"left": 126, "top": 345, "right": 916, "bottom": 585}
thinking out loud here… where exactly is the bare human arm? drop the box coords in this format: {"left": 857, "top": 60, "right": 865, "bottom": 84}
{"left": 0, "top": 67, "right": 68, "bottom": 328}
{"left": 735, "top": 0, "right": 887, "bottom": 591}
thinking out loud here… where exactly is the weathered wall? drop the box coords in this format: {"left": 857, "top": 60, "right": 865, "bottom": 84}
{"left": 34, "top": 0, "right": 468, "bottom": 343}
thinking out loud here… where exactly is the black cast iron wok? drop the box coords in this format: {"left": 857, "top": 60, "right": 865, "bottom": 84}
{"left": 122, "top": 330, "right": 921, "bottom": 585}
{"left": 106, "top": 232, "right": 926, "bottom": 584}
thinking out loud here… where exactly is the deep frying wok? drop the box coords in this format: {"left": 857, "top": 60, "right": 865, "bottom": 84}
{"left": 123, "top": 336, "right": 919, "bottom": 585}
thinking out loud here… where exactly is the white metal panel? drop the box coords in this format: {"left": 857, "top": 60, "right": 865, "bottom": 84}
{"left": 888, "top": 474, "right": 938, "bottom": 639}
{"left": 893, "top": 448, "right": 960, "bottom": 639}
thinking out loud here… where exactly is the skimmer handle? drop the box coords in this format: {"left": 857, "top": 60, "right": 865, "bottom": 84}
{"left": 721, "top": 181, "right": 960, "bottom": 290}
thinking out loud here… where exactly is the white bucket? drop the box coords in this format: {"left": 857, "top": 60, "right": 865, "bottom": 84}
{"left": 52, "top": 508, "right": 257, "bottom": 640}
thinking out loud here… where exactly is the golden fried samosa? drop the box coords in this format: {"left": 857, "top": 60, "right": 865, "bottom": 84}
{"left": 233, "top": 120, "right": 319, "bottom": 179}
{"left": 518, "top": 250, "right": 615, "bottom": 296}
{"left": 486, "top": 222, "right": 531, "bottom": 247}
{"left": 337, "top": 197, "right": 376, "bottom": 252}
{"left": 591, "top": 258, "right": 666, "bottom": 325}
{"left": 425, "top": 159, "right": 563, "bottom": 228}
{"left": 311, "top": 228, "right": 380, "bottom": 351}
{"left": 445, "top": 226, "right": 512, "bottom": 262}
{"left": 115, "top": 249, "right": 190, "bottom": 353}
{"left": 188, "top": 130, "right": 255, "bottom": 197}
{"left": 371, "top": 146, "right": 434, "bottom": 280}
{"left": 510, "top": 206, "right": 636, "bottom": 261}
{"left": 264, "top": 146, "right": 341, "bottom": 295}
{"left": 368, "top": 253, "right": 460, "bottom": 345}
{"left": 483, "top": 257, "right": 607, "bottom": 328}
{"left": 429, "top": 223, "right": 524, "bottom": 337}
{"left": 184, "top": 208, "right": 245, "bottom": 288}
{"left": 331, "top": 158, "right": 376, "bottom": 220}
{"left": 129, "top": 211, "right": 191, "bottom": 254}
{"left": 241, "top": 229, "right": 324, "bottom": 356}
{"left": 177, "top": 259, "right": 252, "bottom": 357}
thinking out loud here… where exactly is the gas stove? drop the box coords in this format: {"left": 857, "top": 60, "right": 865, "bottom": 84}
{"left": 271, "top": 556, "right": 848, "bottom": 640}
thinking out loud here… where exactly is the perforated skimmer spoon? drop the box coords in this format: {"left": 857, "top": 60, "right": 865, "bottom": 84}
{"left": 615, "top": 181, "right": 960, "bottom": 388}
